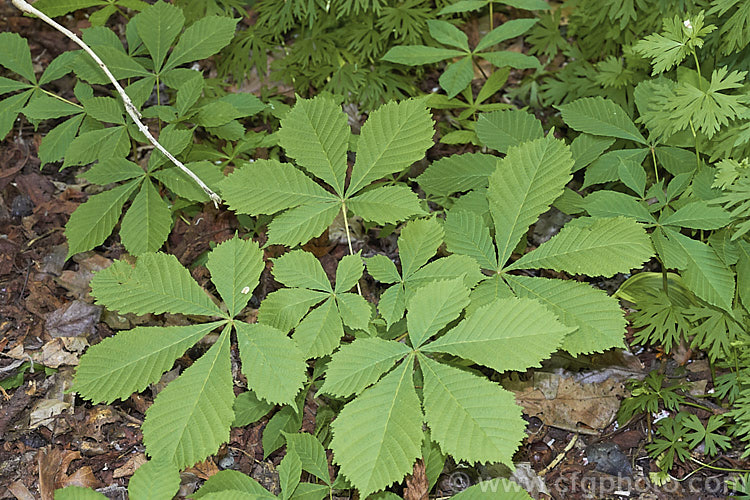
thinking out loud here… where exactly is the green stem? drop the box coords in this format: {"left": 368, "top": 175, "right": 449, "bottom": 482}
{"left": 689, "top": 120, "right": 701, "bottom": 170}
{"left": 155, "top": 75, "right": 161, "bottom": 133}
{"left": 692, "top": 51, "right": 703, "bottom": 91}
{"left": 341, "top": 201, "right": 363, "bottom": 296}
{"left": 489, "top": 1, "right": 493, "bottom": 31}
{"left": 650, "top": 146, "right": 659, "bottom": 184}
{"left": 40, "top": 88, "right": 83, "bottom": 109}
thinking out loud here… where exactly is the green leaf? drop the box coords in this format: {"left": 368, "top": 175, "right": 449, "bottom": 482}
{"left": 346, "top": 186, "right": 424, "bottom": 224}
{"left": 663, "top": 229, "right": 735, "bottom": 311}
{"left": 330, "top": 356, "right": 422, "bottom": 498}
{"left": 152, "top": 162, "right": 224, "bottom": 203}
{"left": 347, "top": 98, "right": 434, "bottom": 195}
{"left": 321, "top": 338, "right": 410, "bottom": 397}
{"left": 293, "top": 297, "right": 343, "bottom": 358}
{"left": 407, "top": 278, "right": 470, "bottom": 348}
{"left": 90, "top": 252, "right": 224, "bottom": 317}
{"left": 219, "top": 93, "right": 266, "bottom": 116}
{"left": 163, "top": 16, "right": 239, "bottom": 71}
{"left": 506, "top": 217, "right": 653, "bottom": 277}
{"left": 175, "top": 72, "right": 204, "bottom": 116}
{"left": 273, "top": 250, "right": 332, "bottom": 292}
{"left": 427, "top": 20, "right": 469, "bottom": 50}
{"left": 583, "top": 149, "right": 649, "bottom": 189}
{"left": 505, "top": 275, "right": 627, "bottom": 355}
{"left": 0, "top": 33, "right": 35, "bottom": 83}
{"left": 659, "top": 201, "right": 732, "bottom": 230}
{"left": 480, "top": 51, "right": 541, "bottom": 70}
{"left": 381, "top": 46, "right": 465, "bottom": 65}
{"left": 75, "top": 322, "right": 223, "bottom": 404}
{"left": 476, "top": 109, "right": 543, "bottom": 154}
{"left": 336, "top": 293, "right": 372, "bottom": 330}
{"left": 0, "top": 76, "right": 32, "bottom": 95}
{"left": 475, "top": 19, "right": 538, "bottom": 52}
{"left": 424, "top": 297, "right": 570, "bottom": 371}
{"left": 120, "top": 180, "right": 173, "bottom": 256}
{"left": 233, "top": 391, "right": 273, "bottom": 427}
{"left": 31, "top": 0, "right": 105, "bottom": 18}
{"left": 399, "top": 218, "right": 444, "bottom": 278}
{"left": 195, "top": 100, "right": 243, "bottom": 127}
{"left": 39, "top": 114, "right": 85, "bottom": 166}
{"left": 467, "top": 274, "right": 515, "bottom": 312}
{"left": 279, "top": 448, "right": 302, "bottom": 500}
{"left": 557, "top": 97, "right": 646, "bottom": 144}
{"left": 335, "top": 253, "right": 364, "bottom": 293}
{"left": 128, "top": 460, "right": 180, "bottom": 500}
{"left": 419, "top": 355, "right": 525, "bottom": 467}
{"left": 54, "top": 486, "right": 108, "bottom": 500}
{"left": 618, "top": 160, "right": 647, "bottom": 198}
{"left": 444, "top": 209, "right": 498, "bottom": 270}
{"left": 193, "top": 470, "right": 275, "bottom": 499}
{"left": 277, "top": 95, "right": 348, "bottom": 196}
{"left": 148, "top": 125, "right": 194, "bottom": 170}
{"left": 39, "top": 51, "right": 78, "bottom": 85}
{"left": 488, "top": 134, "right": 573, "bottom": 267}
{"left": 135, "top": 1, "right": 184, "bottom": 72}
{"left": 375, "top": 284, "right": 406, "bottom": 328}
{"left": 258, "top": 288, "right": 329, "bottom": 332}
{"left": 207, "top": 236, "right": 264, "bottom": 318}
{"left": 82, "top": 96, "right": 123, "bottom": 124}
{"left": 266, "top": 201, "right": 341, "bottom": 248}
{"left": 417, "top": 153, "right": 496, "bottom": 197}
{"left": 439, "top": 57, "right": 474, "bottom": 98}
{"left": 290, "top": 483, "right": 330, "bottom": 500}
{"left": 236, "top": 322, "right": 306, "bottom": 406}
{"left": 63, "top": 126, "right": 130, "bottom": 168}
{"left": 142, "top": 326, "right": 234, "bottom": 468}
{"left": 23, "top": 93, "right": 82, "bottom": 120}
{"left": 220, "top": 159, "right": 338, "bottom": 216}
{"left": 570, "top": 134, "right": 614, "bottom": 173}
{"left": 737, "top": 241, "right": 750, "bottom": 312}
{"left": 284, "top": 433, "right": 330, "bottom": 485}
{"left": 65, "top": 181, "right": 139, "bottom": 258}
{"left": 0, "top": 90, "right": 32, "bottom": 139}
{"left": 83, "top": 158, "right": 144, "bottom": 185}
{"left": 406, "top": 255, "right": 483, "bottom": 292}
{"left": 583, "top": 191, "right": 656, "bottom": 223}
{"left": 365, "top": 255, "right": 401, "bottom": 284}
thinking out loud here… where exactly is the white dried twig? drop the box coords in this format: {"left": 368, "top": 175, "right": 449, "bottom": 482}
{"left": 11, "top": 0, "right": 221, "bottom": 207}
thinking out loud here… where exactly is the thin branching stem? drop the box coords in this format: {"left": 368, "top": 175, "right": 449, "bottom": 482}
{"left": 11, "top": 0, "right": 221, "bottom": 207}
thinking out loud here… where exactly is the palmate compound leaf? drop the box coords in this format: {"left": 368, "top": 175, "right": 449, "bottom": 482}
{"left": 505, "top": 217, "right": 653, "bottom": 277}
{"left": 90, "top": 252, "right": 224, "bottom": 317}
{"left": 398, "top": 218, "right": 444, "bottom": 278}
{"left": 418, "top": 355, "right": 526, "bottom": 467}
{"left": 273, "top": 250, "right": 333, "bottom": 292}
{"left": 206, "top": 236, "right": 264, "bottom": 318}
{"left": 74, "top": 321, "right": 225, "bottom": 404}
{"left": 134, "top": 0, "right": 184, "bottom": 72}
{"left": 283, "top": 432, "right": 331, "bottom": 485}
{"left": 142, "top": 325, "right": 235, "bottom": 469}
{"left": 345, "top": 186, "right": 425, "bottom": 225}
{"left": 488, "top": 134, "right": 574, "bottom": 268}
{"left": 444, "top": 209, "right": 498, "bottom": 271}
{"left": 235, "top": 322, "right": 306, "bottom": 406}
{"left": 330, "top": 356, "right": 423, "bottom": 498}
{"left": 423, "top": 297, "right": 571, "bottom": 372}
{"left": 505, "top": 275, "right": 627, "bottom": 355}
{"left": 407, "top": 278, "right": 470, "bottom": 348}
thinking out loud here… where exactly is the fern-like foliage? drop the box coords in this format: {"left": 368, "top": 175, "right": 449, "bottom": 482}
{"left": 75, "top": 236, "right": 306, "bottom": 471}
{"left": 320, "top": 278, "right": 570, "bottom": 497}
{"left": 219, "top": 94, "right": 434, "bottom": 247}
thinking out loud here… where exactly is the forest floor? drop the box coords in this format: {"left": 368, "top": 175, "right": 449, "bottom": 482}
{"left": 0, "top": 2, "right": 745, "bottom": 499}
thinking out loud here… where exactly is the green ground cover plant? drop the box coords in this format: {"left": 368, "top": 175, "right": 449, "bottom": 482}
{"left": 3, "top": 0, "right": 750, "bottom": 497}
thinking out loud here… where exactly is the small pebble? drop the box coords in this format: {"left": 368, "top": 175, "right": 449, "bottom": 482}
{"left": 11, "top": 194, "right": 33, "bottom": 218}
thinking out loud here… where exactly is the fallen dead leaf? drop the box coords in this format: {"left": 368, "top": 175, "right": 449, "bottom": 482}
{"left": 113, "top": 453, "right": 147, "bottom": 479}
{"left": 46, "top": 300, "right": 101, "bottom": 338}
{"left": 404, "top": 459, "right": 429, "bottom": 500}
{"left": 508, "top": 372, "right": 628, "bottom": 432}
